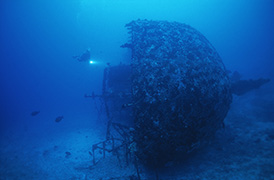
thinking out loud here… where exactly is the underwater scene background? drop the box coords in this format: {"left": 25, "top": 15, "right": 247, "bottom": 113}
{"left": 0, "top": 0, "right": 274, "bottom": 179}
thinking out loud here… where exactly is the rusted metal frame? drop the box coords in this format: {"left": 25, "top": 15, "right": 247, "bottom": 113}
{"left": 107, "top": 121, "right": 130, "bottom": 141}
{"left": 92, "top": 137, "right": 127, "bottom": 165}
{"left": 111, "top": 122, "right": 130, "bottom": 141}
{"left": 134, "top": 155, "right": 141, "bottom": 180}
{"left": 92, "top": 139, "right": 124, "bottom": 149}
{"left": 106, "top": 120, "right": 112, "bottom": 140}
{"left": 103, "top": 141, "right": 106, "bottom": 158}
{"left": 92, "top": 145, "right": 96, "bottom": 165}
{"left": 112, "top": 122, "right": 130, "bottom": 134}
{"left": 124, "top": 141, "right": 130, "bottom": 165}
{"left": 112, "top": 122, "right": 130, "bottom": 129}
{"left": 112, "top": 124, "right": 127, "bottom": 140}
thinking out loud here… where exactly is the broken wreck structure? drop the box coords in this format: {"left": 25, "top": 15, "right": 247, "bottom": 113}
{"left": 91, "top": 19, "right": 233, "bottom": 167}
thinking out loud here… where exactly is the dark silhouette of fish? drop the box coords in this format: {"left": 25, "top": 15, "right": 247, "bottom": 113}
{"left": 31, "top": 111, "right": 40, "bottom": 116}
{"left": 55, "top": 116, "right": 64, "bottom": 122}
{"left": 65, "top": 151, "right": 71, "bottom": 158}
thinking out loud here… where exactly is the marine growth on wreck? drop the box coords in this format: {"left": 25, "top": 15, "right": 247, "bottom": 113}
{"left": 121, "top": 19, "right": 232, "bottom": 167}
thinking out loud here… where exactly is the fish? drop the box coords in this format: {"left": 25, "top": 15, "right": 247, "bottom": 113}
{"left": 43, "top": 150, "right": 50, "bottom": 157}
{"left": 65, "top": 151, "right": 71, "bottom": 158}
{"left": 55, "top": 116, "right": 64, "bottom": 122}
{"left": 31, "top": 111, "right": 40, "bottom": 116}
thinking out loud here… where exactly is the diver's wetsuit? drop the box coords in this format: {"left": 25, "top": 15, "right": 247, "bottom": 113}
{"left": 73, "top": 49, "right": 91, "bottom": 62}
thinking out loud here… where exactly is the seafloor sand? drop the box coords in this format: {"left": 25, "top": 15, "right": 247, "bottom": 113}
{"left": 1, "top": 85, "right": 274, "bottom": 180}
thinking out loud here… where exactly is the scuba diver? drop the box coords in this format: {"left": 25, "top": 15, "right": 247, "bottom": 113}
{"left": 73, "top": 48, "right": 91, "bottom": 62}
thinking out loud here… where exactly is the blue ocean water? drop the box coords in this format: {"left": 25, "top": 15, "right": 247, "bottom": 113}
{"left": 0, "top": 0, "right": 274, "bottom": 179}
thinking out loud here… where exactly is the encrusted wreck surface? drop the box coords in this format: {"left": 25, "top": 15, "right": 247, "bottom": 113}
{"left": 122, "top": 19, "right": 232, "bottom": 167}
{"left": 102, "top": 64, "right": 133, "bottom": 125}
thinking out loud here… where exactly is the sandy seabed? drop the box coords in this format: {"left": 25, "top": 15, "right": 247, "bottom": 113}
{"left": 1, "top": 86, "right": 274, "bottom": 180}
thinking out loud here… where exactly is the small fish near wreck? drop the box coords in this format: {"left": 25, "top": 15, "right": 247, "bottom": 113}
{"left": 55, "top": 116, "right": 64, "bottom": 123}
{"left": 65, "top": 151, "right": 71, "bottom": 158}
{"left": 31, "top": 111, "right": 40, "bottom": 116}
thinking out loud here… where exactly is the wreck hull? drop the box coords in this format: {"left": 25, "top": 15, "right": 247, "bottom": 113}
{"left": 124, "top": 20, "right": 232, "bottom": 166}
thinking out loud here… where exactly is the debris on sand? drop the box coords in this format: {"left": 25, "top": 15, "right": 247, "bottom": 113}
{"left": 31, "top": 111, "right": 40, "bottom": 116}
{"left": 231, "top": 78, "right": 270, "bottom": 96}
{"left": 55, "top": 116, "right": 64, "bottom": 123}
